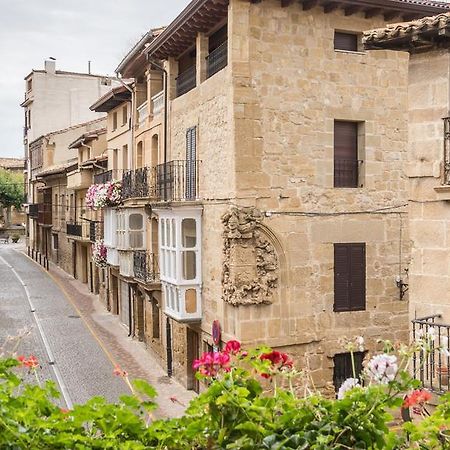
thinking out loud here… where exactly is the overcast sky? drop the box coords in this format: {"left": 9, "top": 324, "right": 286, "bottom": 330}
{"left": 0, "top": 0, "right": 187, "bottom": 158}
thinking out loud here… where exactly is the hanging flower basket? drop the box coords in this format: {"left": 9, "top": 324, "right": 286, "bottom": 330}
{"left": 92, "top": 240, "right": 107, "bottom": 268}
{"left": 86, "top": 180, "right": 122, "bottom": 210}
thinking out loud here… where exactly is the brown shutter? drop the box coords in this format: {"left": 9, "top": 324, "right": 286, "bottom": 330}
{"left": 333, "top": 351, "right": 366, "bottom": 391}
{"left": 334, "top": 32, "right": 358, "bottom": 52}
{"left": 334, "top": 243, "right": 366, "bottom": 312}
{"left": 334, "top": 244, "right": 350, "bottom": 311}
{"left": 349, "top": 244, "right": 366, "bottom": 311}
{"left": 334, "top": 121, "right": 358, "bottom": 187}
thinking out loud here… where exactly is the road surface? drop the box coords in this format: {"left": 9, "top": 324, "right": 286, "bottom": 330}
{"left": 0, "top": 246, "right": 129, "bottom": 408}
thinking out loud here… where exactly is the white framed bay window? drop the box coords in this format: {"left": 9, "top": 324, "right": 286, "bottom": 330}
{"left": 154, "top": 207, "right": 202, "bottom": 322}
{"left": 116, "top": 208, "right": 146, "bottom": 250}
{"left": 104, "top": 208, "right": 119, "bottom": 266}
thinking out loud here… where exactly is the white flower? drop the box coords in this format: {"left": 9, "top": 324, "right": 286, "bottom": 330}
{"left": 337, "top": 377, "right": 360, "bottom": 399}
{"left": 356, "top": 336, "right": 365, "bottom": 352}
{"left": 427, "top": 327, "right": 437, "bottom": 342}
{"left": 366, "top": 353, "right": 398, "bottom": 384}
{"left": 440, "top": 336, "right": 450, "bottom": 358}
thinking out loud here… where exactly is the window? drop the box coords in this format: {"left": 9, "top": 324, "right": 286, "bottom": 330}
{"left": 186, "top": 127, "right": 197, "bottom": 200}
{"left": 152, "top": 300, "right": 160, "bottom": 339}
{"left": 334, "top": 31, "right": 359, "bottom": 52}
{"left": 136, "top": 141, "right": 144, "bottom": 169}
{"left": 122, "top": 105, "right": 128, "bottom": 126}
{"left": 122, "top": 145, "right": 128, "bottom": 171}
{"left": 333, "top": 352, "right": 365, "bottom": 392}
{"left": 112, "top": 111, "right": 118, "bottom": 131}
{"left": 334, "top": 243, "right": 366, "bottom": 312}
{"left": 156, "top": 207, "right": 202, "bottom": 322}
{"left": 116, "top": 209, "right": 145, "bottom": 250}
{"left": 334, "top": 121, "right": 361, "bottom": 188}
{"left": 207, "top": 24, "right": 228, "bottom": 78}
{"left": 52, "top": 234, "right": 58, "bottom": 250}
{"left": 129, "top": 213, "right": 144, "bottom": 248}
{"left": 26, "top": 79, "right": 32, "bottom": 92}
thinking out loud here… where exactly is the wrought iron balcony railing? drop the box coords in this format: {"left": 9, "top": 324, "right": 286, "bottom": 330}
{"left": 334, "top": 159, "right": 363, "bottom": 188}
{"left": 89, "top": 221, "right": 103, "bottom": 242}
{"left": 412, "top": 315, "right": 450, "bottom": 393}
{"left": 156, "top": 159, "right": 199, "bottom": 202}
{"left": 206, "top": 41, "right": 228, "bottom": 78}
{"left": 28, "top": 203, "right": 39, "bottom": 218}
{"left": 122, "top": 167, "right": 151, "bottom": 200}
{"left": 133, "top": 250, "right": 159, "bottom": 283}
{"left": 176, "top": 66, "right": 196, "bottom": 97}
{"left": 66, "top": 223, "right": 83, "bottom": 237}
{"left": 94, "top": 170, "right": 113, "bottom": 185}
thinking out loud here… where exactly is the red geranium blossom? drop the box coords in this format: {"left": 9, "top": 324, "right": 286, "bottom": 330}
{"left": 403, "top": 389, "right": 432, "bottom": 408}
{"left": 193, "top": 351, "right": 231, "bottom": 377}
{"left": 224, "top": 340, "right": 241, "bottom": 355}
{"left": 259, "top": 350, "right": 293, "bottom": 378}
{"left": 17, "top": 355, "right": 39, "bottom": 369}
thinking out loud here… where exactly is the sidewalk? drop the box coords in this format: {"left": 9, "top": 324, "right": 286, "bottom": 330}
{"left": 22, "top": 248, "right": 195, "bottom": 419}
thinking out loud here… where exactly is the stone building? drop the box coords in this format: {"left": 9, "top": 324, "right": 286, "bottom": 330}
{"left": 364, "top": 12, "right": 450, "bottom": 392}
{"left": 108, "top": 0, "right": 449, "bottom": 391}
{"left": 22, "top": 60, "right": 116, "bottom": 250}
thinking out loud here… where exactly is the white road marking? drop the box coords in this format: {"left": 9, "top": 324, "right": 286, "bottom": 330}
{"left": 0, "top": 254, "right": 73, "bottom": 409}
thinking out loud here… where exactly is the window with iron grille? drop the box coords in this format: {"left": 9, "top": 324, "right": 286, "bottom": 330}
{"left": 334, "top": 121, "right": 362, "bottom": 188}
{"left": 186, "top": 126, "right": 197, "bottom": 200}
{"left": 334, "top": 243, "right": 366, "bottom": 312}
{"left": 333, "top": 351, "right": 365, "bottom": 392}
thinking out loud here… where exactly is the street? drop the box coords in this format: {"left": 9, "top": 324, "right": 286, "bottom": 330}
{"left": 0, "top": 246, "right": 132, "bottom": 408}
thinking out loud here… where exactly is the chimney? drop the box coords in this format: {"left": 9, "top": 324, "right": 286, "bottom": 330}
{"left": 44, "top": 59, "right": 56, "bottom": 74}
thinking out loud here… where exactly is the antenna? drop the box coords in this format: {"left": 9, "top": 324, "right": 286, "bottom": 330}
{"left": 88, "top": 61, "right": 91, "bottom": 74}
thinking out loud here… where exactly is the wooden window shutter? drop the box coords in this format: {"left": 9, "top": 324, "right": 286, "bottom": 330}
{"left": 333, "top": 351, "right": 366, "bottom": 391}
{"left": 334, "top": 243, "right": 366, "bottom": 312}
{"left": 334, "top": 121, "right": 358, "bottom": 187}
{"left": 185, "top": 126, "right": 197, "bottom": 200}
{"left": 334, "top": 32, "right": 358, "bottom": 52}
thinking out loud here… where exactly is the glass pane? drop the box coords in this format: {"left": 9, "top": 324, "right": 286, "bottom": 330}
{"left": 161, "top": 219, "right": 166, "bottom": 246}
{"left": 182, "top": 251, "right": 196, "bottom": 280}
{"left": 175, "top": 289, "right": 180, "bottom": 312}
{"left": 172, "top": 219, "right": 176, "bottom": 247}
{"left": 185, "top": 289, "right": 197, "bottom": 314}
{"left": 182, "top": 218, "right": 196, "bottom": 247}
{"left": 166, "top": 220, "right": 171, "bottom": 247}
{"left": 130, "top": 231, "right": 143, "bottom": 248}
{"left": 129, "top": 213, "right": 143, "bottom": 230}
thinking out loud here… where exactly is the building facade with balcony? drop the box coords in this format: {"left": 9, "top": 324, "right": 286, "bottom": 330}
{"left": 132, "top": 0, "right": 450, "bottom": 392}
{"left": 364, "top": 12, "right": 450, "bottom": 393}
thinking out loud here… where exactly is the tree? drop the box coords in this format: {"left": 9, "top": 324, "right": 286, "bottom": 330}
{"left": 0, "top": 168, "right": 24, "bottom": 210}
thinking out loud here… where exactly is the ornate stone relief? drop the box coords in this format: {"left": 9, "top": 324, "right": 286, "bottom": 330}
{"left": 222, "top": 207, "right": 279, "bottom": 306}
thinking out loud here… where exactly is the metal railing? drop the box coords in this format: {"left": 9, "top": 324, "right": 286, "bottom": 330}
{"left": 94, "top": 170, "right": 112, "bottom": 185}
{"left": 28, "top": 203, "right": 39, "bottom": 218}
{"left": 66, "top": 223, "right": 83, "bottom": 237}
{"left": 156, "top": 160, "right": 199, "bottom": 202}
{"left": 152, "top": 91, "right": 164, "bottom": 115}
{"left": 412, "top": 315, "right": 450, "bottom": 393}
{"left": 121, "top": 167, "right": 151, "bottom": 199}
{"left": 38, "top": 202, "right": 52, "bottom": 225}
{"left": 444, "top": 117, "right": 450, "bottom": 184}
{"left": 133, "top": 250, "right": 159, "bottom": 283}
{"left": 89, "top": 221, "right": 103, "bottom": 242}
{"left": 176, "top": 66, "right": 196, "bottom": 97}
{"left": 334, "top": 159, "right": 363, "bottom": 188}
{"left": 207, "top": 41, "right": 228, "bottom": 78}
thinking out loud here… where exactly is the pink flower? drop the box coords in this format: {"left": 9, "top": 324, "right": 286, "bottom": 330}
{"left": 193, "top": 351, "right": 231, "bottom": 377}
{"left": 17, "top": 355, "right": 39, "bottom": 369}
{"left": 403, "top": 389, "right": 432, "bottom": 408}
{"left": 224, "top": 340, "right": 241, "bottom": 355}
{"left": 259, "top": 350, "right": 294, "bottom": 378}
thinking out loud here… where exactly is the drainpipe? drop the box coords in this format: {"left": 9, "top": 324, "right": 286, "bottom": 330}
{"left": 147, "top": 58, "right": 168, "bottom": 202}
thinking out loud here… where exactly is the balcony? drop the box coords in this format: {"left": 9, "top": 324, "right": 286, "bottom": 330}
{"left": 137, "top": 101, "right": 148, "bottom": 128}
{"left": 94, "top": 170, "right": 112, "bottom": 185}
{"left": 28, "top": 203, "right": 39, "bottom": 218}
{"left": 334, "top": 159, "right": 363, "bottom": 188}
{"left": 37, "top": 203, "right": 52, "bottom": 226}
{"left": 66, "top": 223, "right": 83, "bottom": 237}
{"left": 176, "top": 66, "right": 196, "bottom": 97}
{"left": 206, "top": 42, "right": 228, "bottom": 78}
{"left": 152, "top": 91, "right": 164, "bottom": 115}
{"left": 412, "top": 315, "right": 450, "bottom": 393}
{"left": 89, "top": 221, "right": 103, "bottom": 242}
{"left": 133, "top": 251, "right": 159, "bottom": 284}
{"left": 156, "top": 160, "right": 199, "bottom": 202}
{"left": 122, "top": 167, "right": 151, "bottom": 200}
{"left": 67, "top": 169, "right": 92, "bottom": 190}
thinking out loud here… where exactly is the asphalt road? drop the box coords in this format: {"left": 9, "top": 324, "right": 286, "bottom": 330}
{"left": 0, "top": 246, "right": 129, "bottom": 408}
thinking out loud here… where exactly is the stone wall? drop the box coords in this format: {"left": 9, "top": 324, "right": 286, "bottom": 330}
{"left": 407, "top": 49, "right": 450, "bottom": 323}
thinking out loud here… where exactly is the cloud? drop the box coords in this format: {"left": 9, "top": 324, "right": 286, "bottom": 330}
{"left": 0, "top": 0, "right": 187, "bottom": 157}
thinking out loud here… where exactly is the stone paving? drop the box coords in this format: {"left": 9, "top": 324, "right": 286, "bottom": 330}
{"left": 21, "top": 247, "right": 195, "bottom": 419}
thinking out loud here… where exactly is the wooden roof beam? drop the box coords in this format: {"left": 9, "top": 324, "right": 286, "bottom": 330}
{"left": 281, "top": 0, "right": 294, "bottom": 6}
{"left": 344, "top": 5, "right": 360, "bottom": 15}
{"left": 323, "top": 2, "right": 339, "bottom": 13}
{"left": 384, "top": 11, "right": 400, "bottom": 21}
{"left": 302, "top": 0, "right": 318, "bottom": 11}
{"left": 364, "top": 8, "right": 381, "bottom": 18}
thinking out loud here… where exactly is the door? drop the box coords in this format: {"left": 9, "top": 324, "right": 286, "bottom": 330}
{"left": 119, "top": 280, "right": 130, "bottom": 330}
{"left": 185, "top": 126, "right": 197, "bottom": 200}
{"left": 186, "top": 328, "right": 200, "bottom": 392}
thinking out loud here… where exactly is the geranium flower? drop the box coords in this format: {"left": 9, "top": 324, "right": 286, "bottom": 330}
{"left": 17, "top": 355, "right": 39, "bottom": 369}
{"left": 366, "top": 353, "right": 398, "bottom": 384}
{"left": 224, "top": 340, "right": 241, "bottom": 355}
{"left": 193, "top": 351, "right": 231, "bottom": 377}
{"left": 337, "top": 377, "right": 360, "bottom": 399}
{"left": 259, "top": 350, "right": 294, "bottom": 379}
{"left": 403, "top": 389, "right": 432, "bottom": 408}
